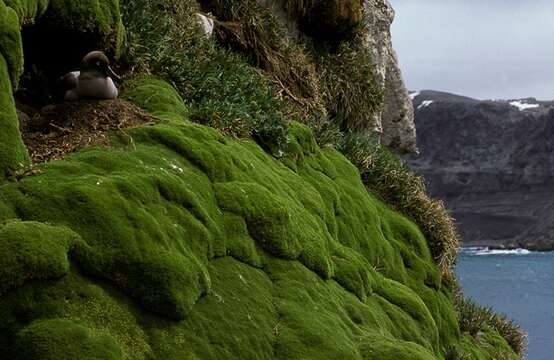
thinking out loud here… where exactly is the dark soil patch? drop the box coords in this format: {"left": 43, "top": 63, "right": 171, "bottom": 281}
{"left": 21, "top": 99, "right": 158, "bottom": 163}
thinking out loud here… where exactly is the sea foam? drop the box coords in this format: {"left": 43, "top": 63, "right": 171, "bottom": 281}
{"left": 461, "top": 247, "right": 531, "bottom": 256}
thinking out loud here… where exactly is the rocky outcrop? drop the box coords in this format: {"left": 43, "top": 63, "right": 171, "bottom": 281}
{"left": 405, "top": 90, "right": 554, "bottom": 250}
{"left": 364, "top": 0, "right": 416, "bottom": 154}
{"left": 256, "top": 0, "right": 417, "bottom": 154}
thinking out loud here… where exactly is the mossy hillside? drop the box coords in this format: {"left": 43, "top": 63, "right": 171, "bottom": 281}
{"left": 0, "top": 77, "right": 517, "bottom": 359}
{"left": 0, "top": 1, "right": 29, "bottom": 174}
{"left": 0, "top": 221, "right": 79, "bottom": 296}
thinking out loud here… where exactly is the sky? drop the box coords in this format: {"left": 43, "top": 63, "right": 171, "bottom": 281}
{"left": 389, "top": 0, "right": 554, "bottom": 100}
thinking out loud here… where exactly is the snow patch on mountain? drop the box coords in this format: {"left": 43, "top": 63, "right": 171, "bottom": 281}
{"left": 417, "top": 100, "right": 434, "bottom": 110}
{"left": 509, "top": 100, "right": 539, "bottom": 111}
{"left": 409, "top": 91, "right": 420, "bottom": 100}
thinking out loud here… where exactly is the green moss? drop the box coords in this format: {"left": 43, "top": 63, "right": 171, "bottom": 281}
{"left": 358, "top": 335, "right": 437, "bottom": 360}
{"left": 0, "top": 54, "right": 30, "bottom": 175}
{"left": 15, "top": 319, "right": 123, "bottom": 360}
{"left": 122, "top": 77, "right": 189, "bottom": 122}
{"left": 0, "top": 221, "right": 79, "bottom": 295}
{"left": 0, "top": 1, "right": 23, "bottom": 86}
{"left": 0, "top": 76, "right": 519, "bottom": 359}
{"left": 4, "top": 0, "right": 49, "bottom": 23}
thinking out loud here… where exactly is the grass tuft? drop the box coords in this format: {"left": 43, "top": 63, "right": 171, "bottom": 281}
{"left": 316, "top": 34, "right": 383, "bottom": 133}
{"left": 455, "top": 296, "right": 527, "bottom": 356}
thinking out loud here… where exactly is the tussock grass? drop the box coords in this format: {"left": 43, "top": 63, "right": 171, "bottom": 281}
{"left": 202, "top": 0, "right": 326, "bottom": 119}
{"left": 316, "top": 35, "right": 383, "bottom": 133}
{"left": 455, "top": 296, "right": 527, "bottom": 356}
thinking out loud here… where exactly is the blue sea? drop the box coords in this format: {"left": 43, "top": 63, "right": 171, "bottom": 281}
{"left": 456, "top": 248, "right": 554, "bottom": 360}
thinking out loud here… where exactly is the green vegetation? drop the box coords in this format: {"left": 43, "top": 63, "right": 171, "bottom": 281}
{"left": 456, "top": 297, "right": 526, "bottom": 356}
{"left": 15, "top": 319, "right": 123, "bottom": 359}
{"left": 4, "top": 0, "right": 49, "bottom": 24}
{"left": 121, "top": 0, "right": 290, "bottom": 154}
{"left": 337, "top": 132, "right": 459, "bottom": 276}
{"left": 0, "top": 75, "right": 520, "bottom": 359}
{"left": 0, "top": 0, "right": 524, "bottom": 358}
{"left": 0, "top": 221, "right": 79, "bottom": 296}
{"left": 0, "top": 0, "right": 24, "bottom": 85}
{"left": 0, "top": 1, "right": 29, "bottom": 175}
{"left": 198, "top": 0, "right": 383, "bottom": 138}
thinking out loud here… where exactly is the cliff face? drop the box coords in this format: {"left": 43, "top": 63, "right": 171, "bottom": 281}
{"left": 0, "top": 0, "right": 522, "bottom": 359}
{"left": 405, "top": 90, "right": 554, "bottom": 250}
{"left": 364, "top": 0, "right": 416, "bottom": 154}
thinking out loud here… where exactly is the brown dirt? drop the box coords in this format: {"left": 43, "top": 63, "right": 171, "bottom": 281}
{"left": 21, "top": 99, "right": 158, "bottom": 163}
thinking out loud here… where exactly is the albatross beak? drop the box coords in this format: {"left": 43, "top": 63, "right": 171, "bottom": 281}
{"left": 106, "top": 65, "right": 122, "bottom": 82}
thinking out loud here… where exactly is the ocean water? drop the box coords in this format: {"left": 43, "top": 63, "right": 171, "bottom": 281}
{"left": 456, "top": 248, "right": 554, "bottom": 360}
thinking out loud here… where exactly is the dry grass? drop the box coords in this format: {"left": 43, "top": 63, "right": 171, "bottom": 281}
{"left": 209, "top": 0, "right": 325, "bottom": 117}
{"left": 22, "top": 100, "right": 156, "bottom": 163}
{"left": 316, "top": 37, "right": 383, "bottom": 133}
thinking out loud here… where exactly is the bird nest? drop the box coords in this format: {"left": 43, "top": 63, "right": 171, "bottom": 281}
{"left": 21, "top": 99, "right": 158, "bottom": 163}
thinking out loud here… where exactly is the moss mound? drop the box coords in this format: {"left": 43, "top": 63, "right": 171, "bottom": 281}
{"left": 0, "top": 1, "right": 29, "bottom": 175}
{"left": 0, "top": 221, "right": 78, "bottom": 296}
{"left": 15, "top": 319, "right": 122, "bottom": 359}
{"left": 0, "top": 76, "right": 519, "bottom": 359}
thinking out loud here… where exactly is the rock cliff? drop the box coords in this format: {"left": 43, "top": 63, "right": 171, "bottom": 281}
{"left": 364, "top": 0, "right": 416, "bottom": 154}
{"left": 405, "top": 90, "right": 554, "bottom": 250}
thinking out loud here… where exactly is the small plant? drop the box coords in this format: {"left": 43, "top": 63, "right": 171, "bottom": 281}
{"left": 200, "top": 0, "right": 383, "bottom": 140}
